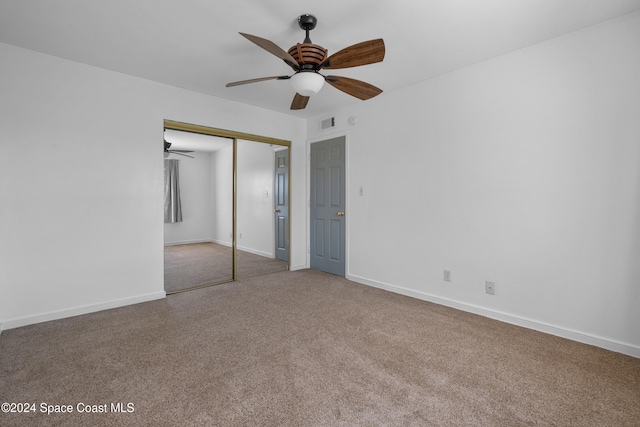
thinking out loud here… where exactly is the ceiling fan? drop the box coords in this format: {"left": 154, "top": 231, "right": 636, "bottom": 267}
{"left": 164, "top": 140, "right": 194, "bottom": 158}
{"left": 226, "top": 14, "right": 385, "bottom": 110}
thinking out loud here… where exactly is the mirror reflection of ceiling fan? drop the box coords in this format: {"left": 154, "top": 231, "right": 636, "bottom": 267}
{"left": 164, "top": 140, "right": 194, "bottom": 158}
{"left": 226, "top": 14, "right": 385, "bottom": 110}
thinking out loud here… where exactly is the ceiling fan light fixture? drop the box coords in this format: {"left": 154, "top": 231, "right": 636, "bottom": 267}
{"left": 290, "top": 71, "right": 324, "bottom": 96}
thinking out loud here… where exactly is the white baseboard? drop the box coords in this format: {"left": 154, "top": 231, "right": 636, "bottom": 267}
{"left": 210, "top": 239, "right": 232, "bottom": 247}
{"left": 0, "top": 291, "right": 166, "bottom": 333}
{"left": 289, "top": 264, "right": 308, "bottom": 272}
{"left": 236, "top": 245, "right": 273, "bottom": 258}
{"left": 165, "top": 239, "right": 233, "bottom": 248}
{"left": 164, "top": 240, "right": 273, "bottom": 257}
{"left": 164, "top": 238, "right": 212, "bottom": 246}
{"left": 347, "top": 273, "right": 640, "bottom": 359}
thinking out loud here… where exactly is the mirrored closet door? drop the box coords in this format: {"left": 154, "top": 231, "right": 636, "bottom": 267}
{"left": 163, "top": 120, "right": 290, "bottom": 294}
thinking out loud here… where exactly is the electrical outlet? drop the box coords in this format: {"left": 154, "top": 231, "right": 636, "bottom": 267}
{"left": 485, "top": 281, "right": 495, "bottom": 295}
{"left": 444, "top": 270, "right": 451, "bottom": 282}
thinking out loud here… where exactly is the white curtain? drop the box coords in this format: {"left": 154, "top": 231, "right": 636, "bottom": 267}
{"left": 164, "top": 159, "right": 183, "bottom": 223}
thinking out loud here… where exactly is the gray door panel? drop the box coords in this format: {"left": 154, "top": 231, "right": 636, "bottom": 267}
{"left": 310, "top": 137, "right": 345, "bottom": 276}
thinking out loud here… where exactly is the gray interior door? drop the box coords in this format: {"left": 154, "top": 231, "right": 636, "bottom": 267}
{"left": 274, "top": 149, "right": 288, "bottom": 262}
{"left": 310, "top": 136, "right": 345, "bottom": 276}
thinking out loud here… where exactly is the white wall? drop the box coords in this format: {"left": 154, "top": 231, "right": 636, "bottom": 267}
{"left": 211, "top": 145, "right": 234, "bottom": 246}
{"left": 307, "top": 12, "right": 640, "bottom": 356}
{"left": 164, "top": 151, "right": 214, "bottom": 245}
{"left": 0, "top": 42, "right": 307, "bottom": 330}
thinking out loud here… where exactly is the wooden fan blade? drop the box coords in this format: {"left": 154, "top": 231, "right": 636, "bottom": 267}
{"left": 239, "top": 32, "right": 299, "bottom": 70}
{"left": 290, "top": 93, "right": 310, "bottom": 110}
{"left": 226, "top": 75, "right": 289, "bottom": 87}
{"left": 169, "top": 151, "right": 194, "bottom": 159}
{"left": 325, "top": 76, "right": 383, "bottom": 100}
{"left": 321, "top": 39, "right": 385, "bottom": 69}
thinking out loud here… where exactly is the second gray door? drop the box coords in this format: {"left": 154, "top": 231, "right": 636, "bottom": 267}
{"left": 274, "top": 149, "right": 288, "bottom": 262}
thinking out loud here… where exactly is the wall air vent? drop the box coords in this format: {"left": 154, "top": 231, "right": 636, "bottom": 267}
{"left": 320, "top": 117, "right": 335, "bottom": 130}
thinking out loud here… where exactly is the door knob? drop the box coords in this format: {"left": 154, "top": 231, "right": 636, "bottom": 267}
{"left": 337, "top": 211, "right": 345, "bottom": 216}
{"left": 274, "top": 209, "right": 281, "bottom": 213}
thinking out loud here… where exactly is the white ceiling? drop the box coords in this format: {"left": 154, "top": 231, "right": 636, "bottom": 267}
{"left": 2, "top": 0, "right": 639, "bottom": 117}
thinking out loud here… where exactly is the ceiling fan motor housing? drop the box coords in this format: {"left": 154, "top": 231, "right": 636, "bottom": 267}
{"left": 288, "top": 43, "right": 327, "bottom": 68}
{"left": 290, "top": 14, "right": 326, "bottom": 68}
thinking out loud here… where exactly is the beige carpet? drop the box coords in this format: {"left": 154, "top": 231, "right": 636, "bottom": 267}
{"left": 164, "top": 242, "right": 288, "bottom": 293}
{"left": 1, "top": 270, "right": 638, "bottom": 426}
